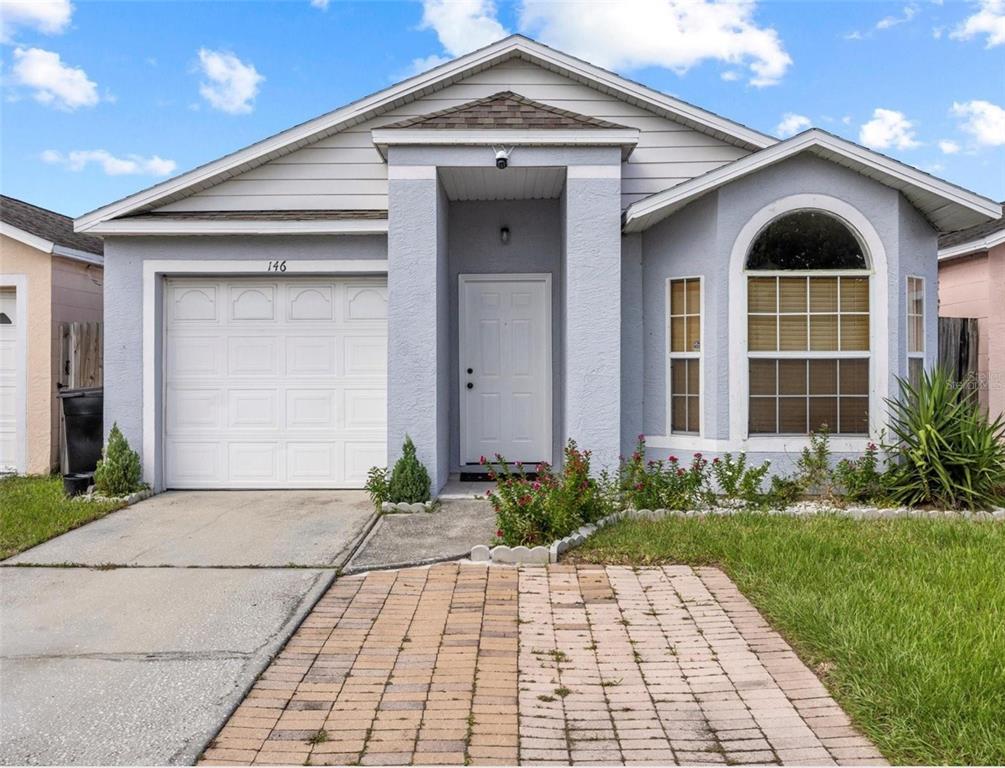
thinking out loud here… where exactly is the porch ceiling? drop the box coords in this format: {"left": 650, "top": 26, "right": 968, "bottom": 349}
{"left": 439, "top": 166, "right": 565, "bottom": 201}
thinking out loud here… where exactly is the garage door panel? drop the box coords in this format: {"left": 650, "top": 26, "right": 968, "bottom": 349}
{"left": 165, "top": 277, "right": 386, "bottom": 488}
{"left": 229, "top": 336, "right": 280, "bottom": 376}
{"left": 170, "top": 284, "right": 219, "bottom": 323}
{"left": 166, "top": 441, "right": 223, "bottom": 484}
{"left": 286, "top": 336, "right": 338, "bottom": 377}
{"left": 288, "top": 285, "right": 334, "bottom": 321}
{"left": 228, "top": 389, "right": 279, "bottom": 429}
{"left": 167, "top": 387, "right": 224, "bottom": 432}
{"left": 230, "top": 284, "right": 276, "bottom": 321}
{"left": 287, "top": 442, "right": 338, "bottom": 483}
{"left": 168, "top": 336, "right": 223, "bottom": 378}
{"left": 345, "top": 441, "right": 386, "bottom": 486}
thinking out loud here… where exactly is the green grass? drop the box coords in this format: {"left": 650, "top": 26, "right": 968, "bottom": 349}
{"left": 0, "top": 475, "right": 124, "bottom": 559}
{"left": 568, "top": 513, "right": 1005, "bottom": 765}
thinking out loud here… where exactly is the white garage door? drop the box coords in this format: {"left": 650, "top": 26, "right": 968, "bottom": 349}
{"left": 0, "top": 288, "right": 19, "bottom": 473}
{"left": 164, "top": 277, "right": 387, "bottom": 488}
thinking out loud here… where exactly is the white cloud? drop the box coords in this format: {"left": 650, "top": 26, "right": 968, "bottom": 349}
{"left": 776, "top": 112, "right": 811, "bottom": 137}
{"left": 309, "top": 0, "right": 330, "bottom": 8}
{"left": 859, "top": 108, "right": 921, "bottom": 150}
{"left": 951, "top": 99, "right": 1005, "bottom": 145}
{"left": 951, "top": 0, "right": 1005, "bottom": 46}
{"left": 0, "top": 0, "right": 72, "bottom": 42}
{"left": 518, "top": 0, "right": 792, "bottom": 87}
{"left": 417, "top": 0, "right": 508, "bottom": 56}
{"left": 10, "top": 46, "right": 98, "bottom": 110}
{"left": 876, "top": 4, "right": 918, "bottom": 29}
{"left": 938, "top": 139, "right": 961, "bottom": 154}
{"left": 196, "top": 48, "right": 263, "bottom": 114}
{"left": 41, "top": 149, "right": 176, "bottom": 176}
{"left": 720, "top": 70, "right": 740, "bottom": 81}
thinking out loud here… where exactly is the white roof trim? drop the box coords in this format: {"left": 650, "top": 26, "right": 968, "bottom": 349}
{"left": 372, "top": 127, "right": 639, "bottom": 158}
{"left": 75, "top": 35, "right": 773, "bottom": 233}
{"left": 623, "top": 129, "right": 1002, "bottom": 234}
{"left": 938, "top": 228, "right": 1005, "bottom": 261}
{"left": 1, "top": 221, "right": 54, "bottom": 253}
{"left": 85, "top": 217, "right": 389, "bottom": 236}
{"left": 1, "top": 222, "right": 103, "bottom": 265}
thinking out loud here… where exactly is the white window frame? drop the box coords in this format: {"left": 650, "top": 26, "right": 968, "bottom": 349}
{"left": 728, "top": 194, "right": 889, "bottom": 453}
{"left": 746, "top": 271, "right": 872, "bottom": 437}
{"left": 666, "top": 276, "right": 704, "bottom": 437}
{"left": 906, "top": 275, "right": 925, "bottom": 384}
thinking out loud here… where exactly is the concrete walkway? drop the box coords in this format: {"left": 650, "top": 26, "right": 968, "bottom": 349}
{"left": 0, "top": 491, "right": 376, "bottom": 766}
{"left": 199, "top": 563, "right": 886, "bottom": 766}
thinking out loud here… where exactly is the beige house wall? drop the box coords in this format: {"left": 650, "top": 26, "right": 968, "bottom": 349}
{"left": 938, "top": 244, "right": 1005, "bottom": 420}
{"left": 0, "top": 234, "right": 53, "bottom": 473}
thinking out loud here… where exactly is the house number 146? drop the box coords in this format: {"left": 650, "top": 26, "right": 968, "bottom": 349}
{"left": 266, "top": 260, "right": 287, "bottom": 272}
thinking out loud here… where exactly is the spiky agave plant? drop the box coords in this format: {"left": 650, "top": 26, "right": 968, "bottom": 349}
{"left": 883, "top": 367, "right": 1005, "bottom": 510}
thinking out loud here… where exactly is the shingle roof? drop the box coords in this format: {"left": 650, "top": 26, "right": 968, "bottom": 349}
{"left": 139, "top": 210, "right": 388, "bottom": 221}
{"left": 1, "top": 195, "right": 103, "bottom": 255}
{"left": 938, "top": 204, "right": 1005, "bottom": 249}
{"left": 382, "top": 91, "right": 631, "bottom": 130}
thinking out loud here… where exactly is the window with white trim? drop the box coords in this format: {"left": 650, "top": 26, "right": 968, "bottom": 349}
{"left": 907, "top": 276, "right": 925, "bottom": 387}
{"left": 746, "top": 211, "right": 870, "bottom": 435}
{"left": 668, "top": 277, "right": 701, "bottom": 434}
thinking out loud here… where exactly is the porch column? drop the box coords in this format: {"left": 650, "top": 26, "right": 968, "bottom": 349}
{"left": 563, "top": 161, "right": 623, "bottom": 470}
{"left": 387, "top": 164, "right": 450, "bottom": 492}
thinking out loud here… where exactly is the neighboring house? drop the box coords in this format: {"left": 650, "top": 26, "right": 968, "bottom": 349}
{"left": 1, "top": 196, "right": 105, "bottom": 475}
{"left": 74, "top": 35, "right": 1001, "bottom": 493}
{"left": 938, "top": 209, "right": 1005, "bottom": 421}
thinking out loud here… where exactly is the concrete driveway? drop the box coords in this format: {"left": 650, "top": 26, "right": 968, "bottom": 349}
{"left": 0, "top": 491, "right": 376, "bottom": 766}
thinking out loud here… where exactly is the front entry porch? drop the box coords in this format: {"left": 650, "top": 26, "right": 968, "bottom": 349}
{"left": 386, "top": 150, "right": 624, "bottom": 493}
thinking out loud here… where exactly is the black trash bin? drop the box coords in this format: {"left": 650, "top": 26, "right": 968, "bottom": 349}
{"left": 58, "top": 387, "right": 103, "bottom": 495}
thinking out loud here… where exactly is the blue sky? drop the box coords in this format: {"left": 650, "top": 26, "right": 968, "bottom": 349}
{"left": 1, "top": 0, "right": 1003, "bottom": 218}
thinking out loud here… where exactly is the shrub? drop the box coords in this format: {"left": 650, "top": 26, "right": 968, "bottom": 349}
{"left": 93, "top": 423, "right": 142, "bottom": 497}
{"left": 487, "top": 440, "right": 609, "bottom": 547}
{"left": 364, "top": 466, "right": 389, "bottom": 508}
{"left": 834, "top": 440, "right": 888, "bottom": 504}
{"left": 618, "top": 436, "right": 712, "bottom": 511}
{"left": 387, "top": 436, "right": 431, "bottom": 503}
{"left": 883, "top": 367, "right": 1005, "bottom": 510}
{"left": 795, "top": 427, "right": 836, "bottom": 498}
{"left": 764, "top": 475, "right": 803, "bottom": 507}
{"left": 710, "top": 452, "right": 771, "bottom": 505}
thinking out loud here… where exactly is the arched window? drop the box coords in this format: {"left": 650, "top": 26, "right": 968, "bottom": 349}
{"left": 746, "top": 211, "right": 870, "bottom": 435}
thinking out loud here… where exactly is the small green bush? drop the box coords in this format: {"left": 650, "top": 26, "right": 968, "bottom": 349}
{"left": 795, "top": 427, "right": 836, "bottom": 498}
{"left": 618, "top": 438, "right": 713, "bottom": 511}
{"left": 93, "top": 423, "right": 142, "bottom": 497}
{"left": 834, "top": 440, "right": 888, "bottom": 504}
{"left": 387, "top": 436, "right": 431, "bottom": 503}
{"left": 364, "top": 466, "right": 389, "bottom": 508}
{"left": 710, "top": 452, "right": 771, "bottom": 505}
{"left": 883, "top": 367, "right": 1005, "bottom": 509}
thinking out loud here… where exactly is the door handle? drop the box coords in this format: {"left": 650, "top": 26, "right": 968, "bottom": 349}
{"left": 467, "top": 382, "right": 474, "bottom": 389}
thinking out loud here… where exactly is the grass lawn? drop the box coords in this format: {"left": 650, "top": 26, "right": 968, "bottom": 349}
{"left": 0, "top": 475, "right": 124, "bottom": 559}
{"left": 567, "top": 513, "right": 1005, "bottom": 766}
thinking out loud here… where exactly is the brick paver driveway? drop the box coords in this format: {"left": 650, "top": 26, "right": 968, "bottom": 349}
{"left": 199, "top": 564, "right": 884, "bottom": 766}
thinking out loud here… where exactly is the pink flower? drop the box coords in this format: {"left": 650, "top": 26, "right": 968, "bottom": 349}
{"left": 496, "top": 529, "right": 504, "bottom": 538}
{"left": 532, "top": 481, "right": 541, "bottom": 490}
{"left": 694, "top": 452, "right": 702, "bottom": 460}
{"left": 479, "top": 455, "right": 487, "bottom": 465}
{"left": 669, "top": 455, "right": 678, "bottom": 463}
{"left": 712, "top": 457, "right": 721, "bottom": 465}
{"left": 867, "top": 442, "right": 877, "bottom": 451}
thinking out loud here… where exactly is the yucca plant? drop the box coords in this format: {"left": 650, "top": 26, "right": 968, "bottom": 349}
{"left": 883, "top": 367, "right": 1005, "bottom": 510}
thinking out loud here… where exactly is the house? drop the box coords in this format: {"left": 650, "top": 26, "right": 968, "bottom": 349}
{"left": 1, "top": 195, "right": 105, "bottom": 475}
{"left": 938, "top": 209, "right": 1005, "bottom": 421}
{"left": 74, "top": 35, "right": 1002, "bottom": 493}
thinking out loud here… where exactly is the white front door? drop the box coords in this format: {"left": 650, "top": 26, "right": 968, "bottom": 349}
{"left": 460, "top": 274, "right": 551, "bottom": 465}
{"left": 163, "top": 277, "right": 387, "bottom": 489}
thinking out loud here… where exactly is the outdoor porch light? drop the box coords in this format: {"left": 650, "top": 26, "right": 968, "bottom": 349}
{"left": 500, "top": 226, "right": 510, "bottom": 245}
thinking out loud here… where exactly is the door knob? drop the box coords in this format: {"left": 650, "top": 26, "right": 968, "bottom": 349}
{"left": 467, "top": 368, "right": 473, "bottom": 374}
{"left": 467, "top": 382, "right": 474, "bottom": 389}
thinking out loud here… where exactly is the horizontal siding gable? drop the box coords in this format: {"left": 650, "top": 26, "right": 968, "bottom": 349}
{"left": 156, "top": 58, "right": 750, "bottom": 213}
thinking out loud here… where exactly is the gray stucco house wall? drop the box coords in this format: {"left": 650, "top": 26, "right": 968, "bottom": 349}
{"left": 79, "top": 35, "right": 1000, "bottom": 493}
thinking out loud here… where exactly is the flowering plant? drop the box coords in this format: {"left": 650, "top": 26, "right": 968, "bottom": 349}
{"left": 617, "top": 436, "right": 713, "bottom": 511}
{"left": 485, "top": 440, "right": 610, "bottom": 546}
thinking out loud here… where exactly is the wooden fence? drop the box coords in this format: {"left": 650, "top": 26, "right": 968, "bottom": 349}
{"left": 57, "top": 322, "right": 102, "bottom": 473}
{"left": 938, "top": 316, "right": 981, "bottom": 407}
